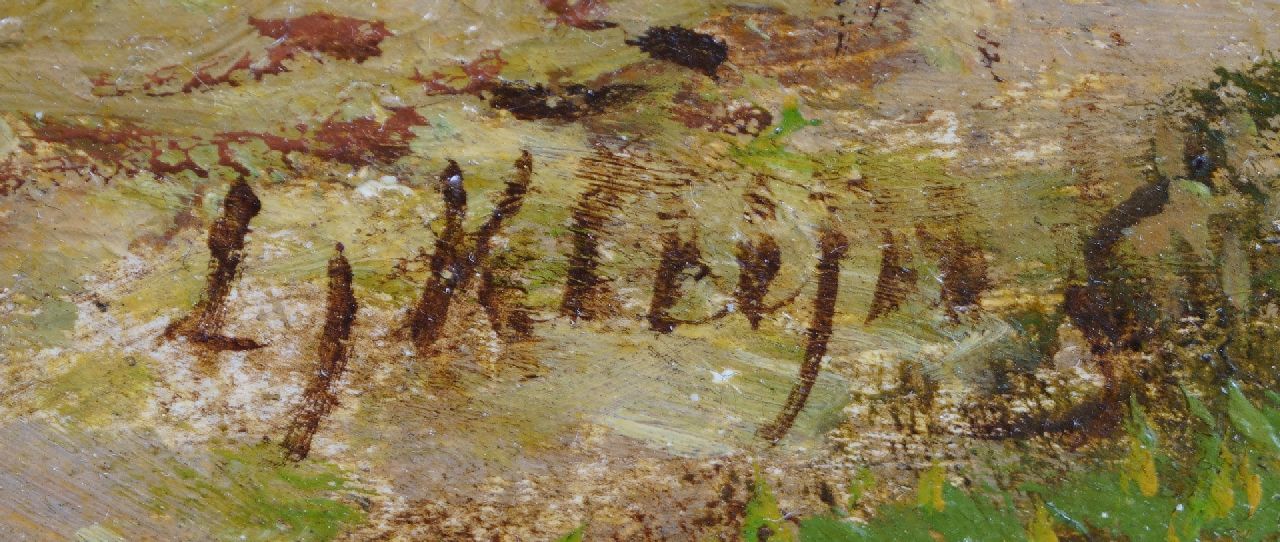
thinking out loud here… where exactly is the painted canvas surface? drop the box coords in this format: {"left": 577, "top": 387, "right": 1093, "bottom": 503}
{"left": 3, "top": 1, "right": 1280, "bottom": 540}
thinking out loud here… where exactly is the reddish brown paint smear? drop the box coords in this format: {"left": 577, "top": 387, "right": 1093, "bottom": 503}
{"left": 310, "top": 107, "right": 428, "bottom": 166}
{"left": 539, "top": 0, "right": 617, "bottom": 31}
{"left": 219, "top": 106, "right": 428, "bottom": 168}
{"left": 92, "top": 12, "right": 391, "bottom": 96}
{"left": 283, "top": 243, "right": 358, "bottom": 461}
{"left": 759, "top": 226, "right": 848, "bottom": 442}
{"left": 29, "top": 119, "right": 212, "bottom": 179}
{"left": 414, "top": 49, "right": 507, "bottom": 97}
{"left": 248, "top": 13, "right": 392, "bottom": 63}
{"left": 164, "top": 179, "right": 264, "bottom": 351}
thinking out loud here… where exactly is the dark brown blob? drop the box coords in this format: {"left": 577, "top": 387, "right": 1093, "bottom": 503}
{"left": 647, "top": 232, "right": 710, "bottom": 333}
{"left": 164, "top": 179, "right": 265, "bottom": 351}
{"left": 539, "top": 0, "right": 617, "bottom": 30}
{"left": 734, "top": 235, "right": 782, "bottom": 330}
{"left": 758, "top": 226, "right": 848, "bottom": 442}
{"left": 865, "top": 228, "right": 917, "bottom": 324}
{"left": 282, "top": 243, "right": 358, "bottom": 461}
{"left": 817, "top": 481, "right": 837, "bottom": 508}
{"left": 408, "top": 152, "right": 534, "bottom": 352}
{"left": 976, "top": 30, "right": 1003, "bottom": 82}
{"left": 915, "top": 225, "right": 989, "bottom": 321}
{"left": 626, "top": 26, "right": 728, "bottom": 77}
{"left": 248, "top": 13, "right": 392, "bottom": 63}
{"left": 486, "top": 81, "right": 643, "bottom": 121}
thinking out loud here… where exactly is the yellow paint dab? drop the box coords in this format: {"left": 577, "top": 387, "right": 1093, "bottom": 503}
{"left": 1239, "top": 452, "right": 1262, "bottom": 515}
{"left": 1123, "top": 435, "right": 1159, "bottom": 497}
{"left": 917, "top": 463, "right": 946, "bottom": 512}
{"left": 1026, "top": 499, "right": 1059, "bottom": 542}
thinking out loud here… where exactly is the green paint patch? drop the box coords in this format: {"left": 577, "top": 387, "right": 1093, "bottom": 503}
{"left": 555, "top": 524, "right": 586, "bottom": 542}
{"left": 744, "top": 468, "right": 796, "bottom": 542}
{"left": 853, "top": 483, "right": 1024, "bottom": 542}
{"left": 798, "top": 514, "right": 864, "bottom": 541}
{"left": 773, "top": 385, "right": 1280, "bottom": 541}
{"left": 8, "top": 295, "right": 78, "bottom": 349}
{"left": 155, "top": 443, "right": 366, "bottom": 542}
{"left": 37, "top": 350, "right": 153, "bottom": 428}
{"left": 730, "top": 98, "right": 822, "bottom": 176}
{"left": 1188, "top": 55, "right": 1280, "bottom": 126}
{"left": 1015, "top": 387, "right": 1280, "bottom": 542}
{"left": 1176, "top": 178, "right": 1213, "bottom": 198}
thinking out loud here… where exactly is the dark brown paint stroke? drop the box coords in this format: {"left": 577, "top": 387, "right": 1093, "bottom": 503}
{"left": 486, "top": 81, "right": 643, "bottom": 121}
{"left": 865, "top": 228, "right": 916, "bottom": 324}
{"left": 560, "top": 188, "right": 610, "bottom": 320}
{"left": 282, "top": 243, "right": 358, "bottom": 461}
{"left": 477, "top": 267, "right": 534, "bottom": 339}
{"left": 626, "top": 25, "right": 728, "bottom": 77}
{"left": 164, "top": 178, "right": 264, "bottom": 351}
{"left": 558, "top": 149, "right": 688, "bottom": 320}
{"left": 407, "top": 161, "right": 469, "bottom": 350}
{"left": 408, "top": 152, "right": 534, "bottom": 352}
{"left": 647, "top": 232, "right": 709, "bottom": 333}
{"left": 734, "top": 235, "right": 781, "bottom": 330}
{"left": 560, "top": 150, "right": 649, "bottom": 320}
{"left": 936, "top": 232, "right": 989, "bottom": 321}
{"left": 758, "top": 226, "right": 848, "bottom": 442}
{"left": 1065, "top": 177, "right": 1172, "bottom": 354}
